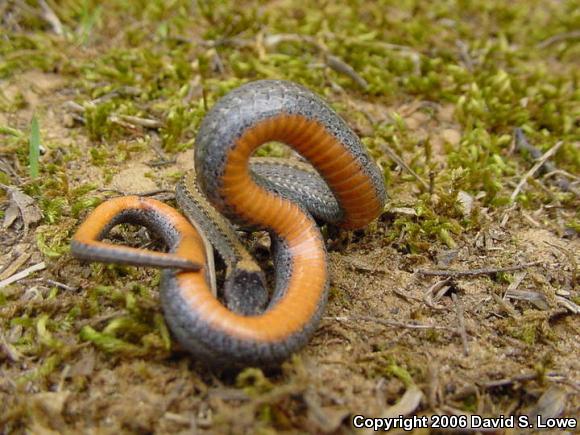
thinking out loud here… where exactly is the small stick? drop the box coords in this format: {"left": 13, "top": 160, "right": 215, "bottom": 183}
{"left": 44, "top": 279, "right": 77, "bottom": 292}
{"left": 25, "top": 278, "right": 77, "bottom": 292}
{"left": 480, "top": 372, "right": 563, "bottom": 389}
{"left": 543, "top": 169, "right": 579, "bottom": 182}
{"left": 380, "top": 144, "right": 430, "bottom": 191}
{"left": 537, "top": 30, "right": 580, "bottom": 49}
{"left": 451, "top": 293, "right": 469, "bottom": 356}
{"left": 514, "top": 128, "right": 572, "bottom": 192}
{"left": 511, "top": 139, "right": 565, "bottom": 201}
{"left": 328, "top": 315, "right": 455, "bottom": 331}
{"left": 63, "top": 101, "right": 85, "bottom": 113}
{"left": 0, "top": 262, "right": 46, "bottom": 289}
{"left": 418, "top": 261, "right": 541, "bottom": 277}
{"left": 325, "top": 55, "right": 368, "bottom": 90}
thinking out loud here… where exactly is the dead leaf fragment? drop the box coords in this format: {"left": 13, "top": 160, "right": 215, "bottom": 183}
{"left": 2, "top": 186, "right": 43, "bottom": 235}
{"left": 528, "top": 385, "right": 567, "bottom": 422}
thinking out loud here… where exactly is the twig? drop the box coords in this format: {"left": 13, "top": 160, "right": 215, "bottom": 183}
{"left": 63, "top": 101, "right": 85, "bottom": 114}
{"left": 380, "top": 143, "right": 430, "bottom": 191}
{"left": 90, "top": 86, "right": 141, "bottom": 105}
{"left": 0, "top": 262, "right": 46, "bottom": 289}
{"left": 555, "top": 296, "right": 580, "bottom": 314}
{"left": 514, "top": 129, "right": 572, "bottom": 192}
{"left": 537, "top": 30, "right": 580, "bottom": 49}
{"left": 327, "top": 315, "right": 455, "bottom": 331}
{"left": 511, "top": 139, "right": 565, "bottom": 201}
{"left": 325, "top": 55, "right": 368, "bottom": 90}
{"left": 64, "top": 98, "right": 162, "bottom": 132}
{"left": 543, "top": 169, "right": 579, "bottom": 182}
{"left": 44, "top": 279, "right": 77, "bottom": 292}
{"left": 263, "top": 33, "right": 324, "bottom": 51}
{"left": 480, "top": 372, "right": 563, "bottom": 389}
{"left": 418, "top": 261, "right": 541, "bottom": 277}
{"left": 262, "top": 33, "right": 369, "bottom": 89}
{"left": 451, "top": 293, "right": 469, "bottom": 356}
{"left": 521, "top": 210, "right": 542, "bottom": 228}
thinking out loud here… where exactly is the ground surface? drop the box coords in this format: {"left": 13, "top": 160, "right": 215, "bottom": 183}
{"left": 1, "top": 1, "right": 579, "bottom": 434}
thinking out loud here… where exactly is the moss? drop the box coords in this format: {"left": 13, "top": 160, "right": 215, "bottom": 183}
{"left": 36, "top": 226, "right": 71, "bottom": 258}
{"left": 236, "top": 368, "right": 274, "bottom": 396}
{"left": 385, "top": 361, "right": 415, "bottom": 387}
{"left": 1, "top": 1, "right": 578, "bottom": 431}
{"left": 79, "top": 325, "right": 146, "bottom": 356}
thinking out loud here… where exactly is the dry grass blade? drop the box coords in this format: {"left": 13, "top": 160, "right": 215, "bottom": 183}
{"left": 0, "top": 253, "right": 31, "bottom": 281}
{"left": 451, "top": 293, "right": 469, "bottom": 356}
{"left": 537, "top": 30, "right": 580, "bottom": 48}
{"left": 510, "top": 140, "right": 565, "bottom": 202}
{"left": 423, "top": 278, "right": 452, "bottom": 309}
{"left": 38, "top": 0, "right": 64, "bottom": 36}
{"left": 0, "top": 262, "right": 46, "bottom": 289}
{"left": 380, "top": 143, "right": 430, "bottom": 191}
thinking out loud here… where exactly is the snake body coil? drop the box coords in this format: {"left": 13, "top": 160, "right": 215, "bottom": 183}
{"left": 72, "top": 80, "right": 386, "bottom": 367}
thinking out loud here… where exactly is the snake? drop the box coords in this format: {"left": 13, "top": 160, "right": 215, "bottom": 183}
{"left": 71, "top": 80, "right": 387, "bottom": 367}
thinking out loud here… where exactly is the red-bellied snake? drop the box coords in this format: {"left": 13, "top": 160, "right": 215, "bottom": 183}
{"left": 71, "top": 80, "right": 387, "bottom": 367}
